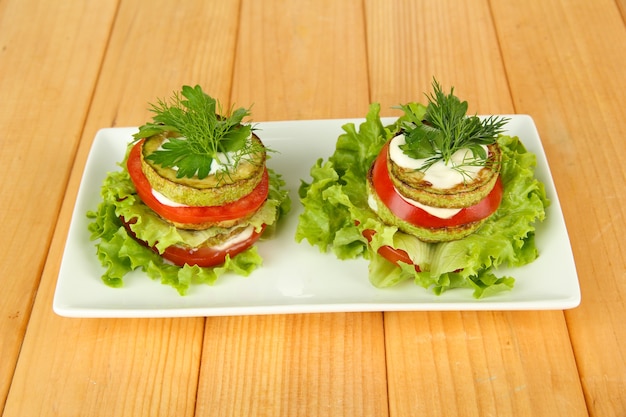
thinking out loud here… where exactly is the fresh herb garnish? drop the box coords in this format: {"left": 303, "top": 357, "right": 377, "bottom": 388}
{"left": 133, "top": 85, "right": 259, "bottom": 179}
{"left": 396, "top": 79, "right": 508, "bottom": 171}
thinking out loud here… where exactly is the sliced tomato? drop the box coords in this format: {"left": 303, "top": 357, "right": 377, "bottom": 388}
{"left": 371, "top": 142, "right": 502, "bottom": 229}
{"left": 127, "top": 140, "right": 269, "bottom": 225}
{"left": 121, "top": 216, "right": 265, "bottom": 268}
{"left": 159, "top": 226, "right": 264, "bottom": 267}
{"left": 361, "top": 228, "right": 421, "bottom": 272}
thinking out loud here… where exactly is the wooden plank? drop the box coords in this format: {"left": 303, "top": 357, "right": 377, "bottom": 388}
{"left": 490, "top": 0, "right": 626, "bottom": 415}
{"left": 194, "top": 1, "right": 388, "bottom": 416}
{"left": 2, "top": 1, "right": 242, "bottom": 416}
{"left": 617, "top": 0, "right": 626, "bottom": 21}
{"left": 365, "top": 0, "right": 513, "bottom": 116}
{"left": 197, "top": 314, "right": 388, "bottom": 417}
{"left": 364, "top": 0, "right": 588, "bottom": 415}
{"left": 0, "top": 0, "right": 118, "bottom": 410}
{"left": 385, "top": 311, "right": 586, "bottom": 416}
{"left": 230, "top": 0, "right": 372, "bottom": 120}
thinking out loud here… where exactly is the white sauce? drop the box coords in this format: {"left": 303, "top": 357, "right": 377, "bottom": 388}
{"left": 210, "top": 225, "right": 255, "bottom": 251}
{"left": 152, "top": 189, "right": 191, "bottom": 207}
{"left": 208, "top": 151, "right": 239, "bottom": 175}
{"left": 389, "top": 135, "right": 487, "bottom": 189}
{"left": 367, "top": 194, "right": 378, "bottom": 212}
{"left": 368, "top": 186, "right": 461, "bottom": 219}
{"left": 397, "top": 193, "right": 461, "bottom": 219}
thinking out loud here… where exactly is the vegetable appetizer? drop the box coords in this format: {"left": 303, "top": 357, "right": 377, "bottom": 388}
{"left": 296, "top": 80, "right": 549, "bottom": 298}
{"left": 88, "top": 85, "right": 290, "bottom": 294}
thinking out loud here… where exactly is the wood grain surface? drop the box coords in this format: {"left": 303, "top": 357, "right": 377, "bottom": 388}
{"left": 0, "top": 0, "right": 119, "bottom": 411}
{"left": 1, "top": 0, "right": 624, "bottom": 416}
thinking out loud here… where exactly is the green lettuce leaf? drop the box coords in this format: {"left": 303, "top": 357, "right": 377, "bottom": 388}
{"left": 87, "top": 147, "right": 290, "bottom": 295}
{"left": 296, "top": 104, "right": 549, "bottom": 298}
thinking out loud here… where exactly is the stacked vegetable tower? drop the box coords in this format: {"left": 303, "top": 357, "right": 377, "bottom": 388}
{"left": 367, "top": 80, "right": 507, "bottom": 242}
{"left": 296, "top": 79, "right": 548, "bottom": 297}
{"left": 88, "top": 85, "right": 290, "bottom": 294}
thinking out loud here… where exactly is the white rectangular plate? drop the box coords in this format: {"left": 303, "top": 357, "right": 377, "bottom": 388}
{"left": 53, "top": 116, "right": 580, "bottom": 317}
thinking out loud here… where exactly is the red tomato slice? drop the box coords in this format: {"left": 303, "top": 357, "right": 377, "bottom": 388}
{"left": 127, "top": 140, "right": 269, "bottom": 225}
{"left": 159, "top": 226, "right": 265, "bottom": 267}
{"left": 361, "top": 228, "right": 421, "bottom": 272}
{"left": 371, "top": 142, "right": 502, "bottom": 229}
{"left": 121, "top": 216, "right": 265, "bottom": 268}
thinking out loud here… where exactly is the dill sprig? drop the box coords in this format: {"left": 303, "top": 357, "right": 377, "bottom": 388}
{"left": 133, "top": 85, "right": 259, "bottom": 179}
{"left": 396, "top": 79, "right": 508, "bottom": 171}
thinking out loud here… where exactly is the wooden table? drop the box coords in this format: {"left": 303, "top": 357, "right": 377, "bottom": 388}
{"left": 1, "top": 0, "right": 625, "bottom": 415}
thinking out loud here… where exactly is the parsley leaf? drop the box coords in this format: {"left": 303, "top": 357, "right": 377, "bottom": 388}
{"left": 133, "top": 85, "right": 257, "bottom": 179}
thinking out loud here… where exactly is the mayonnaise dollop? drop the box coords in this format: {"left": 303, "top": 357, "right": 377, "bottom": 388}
{"left": 388, "top": 134, "right": 487, "bottom": 189}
